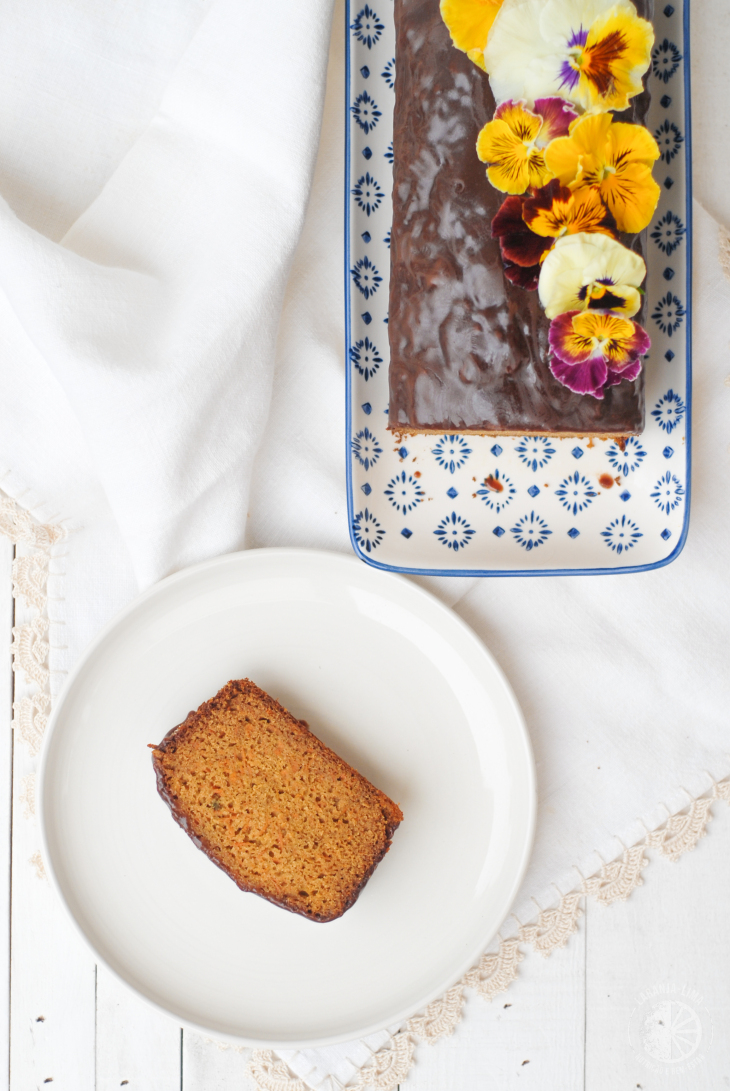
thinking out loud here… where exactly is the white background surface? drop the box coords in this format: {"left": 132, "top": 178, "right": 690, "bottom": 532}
{"left": 3, "top": 538, "right": 730, "bottom": 1089}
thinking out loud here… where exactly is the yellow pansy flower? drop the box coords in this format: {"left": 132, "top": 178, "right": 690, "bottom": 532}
{"left": 440, "top": 0, "right": 505, "bottom": 70}
{"left": 548, "top": 310, "right": 650, "bottom": 397}
{"left": 522, "top": 179, "right": 618, "bottom": 242}
{"left": 545, "top": 112, "right": 661, "bottom": 233}
{"left": 477, "top": 100, "right": 576, "bottom": 195}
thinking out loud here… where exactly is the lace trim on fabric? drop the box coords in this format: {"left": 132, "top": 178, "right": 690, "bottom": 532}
{"left": 247, "top": 783, "right": 730, "bottom": 1091}
{"left": 1, "top": 490, "right": 727, "bottom": 1089}
{"left": 1, "top": 492, "right": 65, "bottom": 877}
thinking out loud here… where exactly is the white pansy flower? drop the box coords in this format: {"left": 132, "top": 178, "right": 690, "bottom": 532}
{"left": 484, "top": 0, "right": 654, "bottom": 113}
{"left": 538, "top": 232, "right": 646, "bottom": 319}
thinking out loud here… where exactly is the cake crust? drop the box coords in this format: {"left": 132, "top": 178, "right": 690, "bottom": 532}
{"left": 151, "top": 679, "right": 402, "bottom": 922}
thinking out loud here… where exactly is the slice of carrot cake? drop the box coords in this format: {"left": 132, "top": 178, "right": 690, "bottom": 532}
{"left": 150, "top": 679, "right": 402, "bottom": 922}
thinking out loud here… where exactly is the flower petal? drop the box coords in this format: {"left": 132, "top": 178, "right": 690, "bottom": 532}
{"left": 576, "top": 6, "right": 654, "bottom": 112}
{"left": 549, "top": 353, "right": 608, "bottom": 397}
{"left": 491, "top": 194, "right": 527, "bottom": 237}
{"left": 545, "top": 113, "right": 614, "bottom": 185}
{"left": 549, "top": 310, "right": 650, "bottom": 395}
{"left": 477, "top": 107, "right": 553, "bottom": 194}
{"left": 538, "top": 232, "right": 646, "bottom": 318}
{"left": 598, "top": 161, "right": 661, "bottom": 233}
{"left": 605, "top": 357, "right": 643, "bottom": 386}
{"left": 504, "top": 260, "right": 541, "bottom": 289}
{"left": 549, "top": 309, "right": 596, "bottom": 363}
{"left": 486, "top": 0, "right": 652, "bottom": 111}
{"left": 494, "top": 100, "right": 543, "bottom": 140}
{"left": 608, "top": 120, "right": 661, "bottom": 166}
{"left": 440, "top": 0, "right": 505, "bottom": 59}
{"left": 523, "top": 179, "right": 617, "bottom": 239}
{"left": 534, "top": 97, "right": 580, "bottom": 144}
{"left": 492, "top": 195, "right": 554, "bottom": 264}
{"left": 485, "top": 0, "right": 566, "bottom": 103}
{"left": 546, "top": 114, "right": 661, "bottom": 233}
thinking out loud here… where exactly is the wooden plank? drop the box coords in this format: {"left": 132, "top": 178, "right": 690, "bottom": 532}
{"left": 585, "top": 811, "right": 730, "bottom": 1090}
{"left": 95, "top": 965, "right": 181, "bottom": 1091}
{"left": 403, "top": 928, "right": 586, "bottom": 1091}
{"left": 0, "top": 539, "right": 15, "bottom": 1088}
{"left": 182, "top": 1031, "right": 255, "bottom": 1091}
{"left": 9, "top": 541, "right": 96, "bottom": 1091}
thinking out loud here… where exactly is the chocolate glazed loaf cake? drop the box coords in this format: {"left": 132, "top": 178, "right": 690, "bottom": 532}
{"left": 388, "top": 0, "right": 652, "bottom": 437}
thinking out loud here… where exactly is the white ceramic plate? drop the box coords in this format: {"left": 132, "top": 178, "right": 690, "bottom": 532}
{"left": 39, "top": 549, "right": 535, "bottom": 1047}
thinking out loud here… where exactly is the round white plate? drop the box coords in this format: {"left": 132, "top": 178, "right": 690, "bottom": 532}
{"left": 39, "top": 548, "right": 535, "bottom": 1047}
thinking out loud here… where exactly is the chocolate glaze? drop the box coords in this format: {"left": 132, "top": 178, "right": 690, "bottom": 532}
{"left": 388, "top": 0, "right": 652, "bottom": 436}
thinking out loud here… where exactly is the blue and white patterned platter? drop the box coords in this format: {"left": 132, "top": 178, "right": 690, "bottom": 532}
{"left": 345, "top": 0, "right": 691, "bottom": 576}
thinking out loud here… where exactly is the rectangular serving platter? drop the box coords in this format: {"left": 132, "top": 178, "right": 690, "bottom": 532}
{"left": 345, "top": 0, "right": 691, "bottom": 576}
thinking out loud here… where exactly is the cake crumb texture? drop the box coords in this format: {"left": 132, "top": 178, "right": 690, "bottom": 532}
{"left": 150, "top": 679, "right": 403, "bottom": 922}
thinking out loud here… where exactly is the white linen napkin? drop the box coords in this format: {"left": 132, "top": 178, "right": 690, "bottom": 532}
{"left": 0, "top": 0, "right": 334, "bottom": 590}
{"left": 1, "top": 1, "right": 730, "bottom": 1089}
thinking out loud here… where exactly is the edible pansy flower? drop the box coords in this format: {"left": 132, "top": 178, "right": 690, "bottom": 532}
{"left": 491, "top": 181, "right": 617, "bottom": 288}
{"left": 484, "top": 0, "right": 654, "bottom": 114}
{"left": 545, "top": 113, "right": 661, "bottom": 233}
{"left": 440, "top": 0, "right": 505, "bottom": 70}
{"left": 538, "top": 232, "right": 646, "bottom": 319}
{"left": 491, "top": 194, "right": 553, "bottom": 288}
{"left": 476, "top": 98, "right": 577, "bottom": 195}
{"left": 549, "top": 310, "right": 650, "bottom": 397}
{"left": 523, "top": 179, "right": 618, "bottom": 240}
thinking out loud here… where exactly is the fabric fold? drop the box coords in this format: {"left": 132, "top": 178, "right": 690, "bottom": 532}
{"left": 0, "top": 0, "right": 335, "bottom": 588}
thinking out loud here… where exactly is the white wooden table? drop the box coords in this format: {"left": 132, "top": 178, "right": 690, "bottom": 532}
{"left": 2, "top": 536, "right": 729, "bottom": 1091}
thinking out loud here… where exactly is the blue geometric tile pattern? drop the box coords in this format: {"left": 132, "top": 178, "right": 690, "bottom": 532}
{"left": 432, "top": 435, "right": 472, "bottom": 473}
{"left": 511, "top": 512, "right": 552, "bottom": 551}
{"left": 350, "top": 337, "right": 382, "bottom": 380}
{"left": 651, "top": 389, "right": 686, "bottom": 433}
{"left": 515, "top": 437, "right": 556, "bottom": 472}
{"left": 434, "top": 513, "right": 475, "bottom": 552}
{"left": 352, "top": 508, "right": 385, "bottom": 553}
{"left": 351, "top": 91, "right": 382, "bottom": 134}
{"left": 651, "top": 471, "right": 685, "bottom": 514}
{"left": 555, "top": 472, "right": 599, "bottom": 516}
{"left": 601, "top": 515, "right": 642, "bottom": 555}
{"left": 351, "top": 427, "right": 382, "bottom": 471}
{"left": 385, "top": 471, "right": 425, "bottom": 515}
{"left": 652, "top": 38, "right": 682, "bottom": 82}
{"left": 351, "top": 6, "right": 384, "bottom": 48}
{"left": 352, "top": 173, "right": 384, "bottom": 215}
{"left": 351, "top": 256, "right": 382, "bottom": 298}
{"left": 654, "top": 119, "right": 684, "bottom": 162}
{"left": 476, "top": 469, "right": 515, "bottom": 514}
{"left": 650, "top": 211, "right": 685, "bottom": 254}
{"left": 651, "top": 291, "right": 685, "bottom": 335}
{"left": 607, "top": 437, "right": 647, "bottom": 476}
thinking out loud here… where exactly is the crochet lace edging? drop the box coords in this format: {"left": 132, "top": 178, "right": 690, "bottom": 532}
{"left": 1, "top": 492, "right": 66, "bottom": 880}
{"left": 247, "top": 782, "right": 730, "bottom": 1091}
